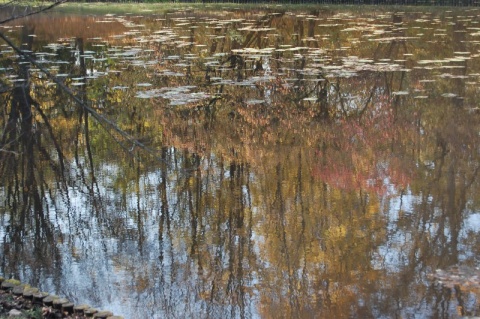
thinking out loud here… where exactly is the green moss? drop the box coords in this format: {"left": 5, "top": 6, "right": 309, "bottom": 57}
{"left": 25, "top": 308, "right": 43, "bottom": 319}
{"left": 5, "top": 279, "right": 21, "bottom": 286}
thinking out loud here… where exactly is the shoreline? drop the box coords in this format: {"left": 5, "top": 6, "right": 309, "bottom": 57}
{"left": 0, "top": 278, "right": 122, "bottom": 319}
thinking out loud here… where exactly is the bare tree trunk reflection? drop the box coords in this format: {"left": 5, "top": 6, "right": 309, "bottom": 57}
{"left": 0, "top": 25, "right": 62, "bottom": 286}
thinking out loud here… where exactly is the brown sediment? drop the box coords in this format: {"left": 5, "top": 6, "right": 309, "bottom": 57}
{"left": 0, "top": 277, "right": 122, "bottom": 319}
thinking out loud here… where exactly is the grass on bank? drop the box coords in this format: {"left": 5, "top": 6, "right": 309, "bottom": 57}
{"left": 44, "top": 1, "right": 472, "bottom": 16}
{"left": 0, "top": 308, "right": 43, "bottom": 319}
{"left": 0, "top": 0, "right": 473, "bottom": 16}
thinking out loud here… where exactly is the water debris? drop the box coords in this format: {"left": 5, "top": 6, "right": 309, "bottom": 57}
{"left": 441, "top": 93, "right": 457, "bottom": 98}
{"left": 392, "top": 91, "right": 409, "bottom": 96}
{"left": 3, "top": 7, "right": 480, "bottom": 319}
{"left": 159, "top": 71, "right": 185, "bottom": 77}
{"left": 429, "top": 266, "right": 480, "bottom": 291}
{"left": 135, "top": 86, "right": 210, "bottom": 106}
{"left": 112, "top": 86, "right": 129, "bottom": 90}
{"left": 237, "top": 27, "right": 275, "bottom": 32}
{"left": 246, "top": 99, "right": 265, "bottom": 105}
{"left": 438, "top": 73, "right": 469, "bottom": 79}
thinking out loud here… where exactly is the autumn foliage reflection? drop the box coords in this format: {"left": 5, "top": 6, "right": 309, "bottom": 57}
{"left": 0, "top": 6, "right": 480, "bottom": 319}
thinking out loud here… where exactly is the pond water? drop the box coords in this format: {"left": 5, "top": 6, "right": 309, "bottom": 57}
{"left": 1, "top": 4, "right": 480, "bottom": 318}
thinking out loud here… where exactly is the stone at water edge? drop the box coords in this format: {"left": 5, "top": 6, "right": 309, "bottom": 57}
{"left": 93, "top": 310, "right": 114, "bottom": 318}
{"left": 32, "top": 292, "right": 49, "bottom": 304}
{"left": 73, "top": 304, "right": 90, "bottom": 314}
{"left": 1, "top": 281, "right": 15, "bottom": 290}
{"left": 8, "top": 309, "right": 23, "bottom": 317}
{"left": 85, "top": 307, "right": 98, "bottom": 316}
{"left": 12, "top": 285, "right": 25, "bottom": 296}
{"left": 62, "top": 302, "right": 75, "bottom": 314}
{"left": 23, "top": 287, "right": 39, "bottom": 299}
{"left": 52, "top": 297, "right": 69, "bottom": 310}
{"left": 43, "top": 295, "right": 59, "bottom": 306}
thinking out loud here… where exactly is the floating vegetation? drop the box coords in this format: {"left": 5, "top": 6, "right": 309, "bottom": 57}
{"left": 441, "top": 93, "right": 458, "bottom": 98}
{"left": 1, "top": 6, "right": 477, "bottom": 117}
{"left": 136, "top": 86, "right": 210, "bottom": 106}
{"left": 112, "top": 86, "right": 129, "bottom": 90}
{"left": 2, "top": 7, "right": 480, "bottom": 319}
{"left": 429, "top": 266, "right": 480, "bottom": 291}
{"left": 246, "top": 99, "right": 265, "bottom": 105}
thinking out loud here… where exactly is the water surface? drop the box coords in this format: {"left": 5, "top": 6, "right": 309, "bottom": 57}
{"left": 1, "top": 6, "right": 480, "bottom": 318}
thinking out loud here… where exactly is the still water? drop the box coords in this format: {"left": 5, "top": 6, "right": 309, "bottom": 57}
{"left": 1, "top": 4, "right": 480, "bottom": 318}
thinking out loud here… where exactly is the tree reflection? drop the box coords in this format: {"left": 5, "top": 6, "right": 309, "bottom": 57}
{"left": 0, "top": 26, "right": 63, "bottom": 287}
{"left": 0, "top": 7, "right": 479, "bottom": 319}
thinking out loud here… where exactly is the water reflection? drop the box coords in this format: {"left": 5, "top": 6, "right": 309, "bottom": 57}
{"left": 1, "top": 6, "right": 480, "bottom": 319}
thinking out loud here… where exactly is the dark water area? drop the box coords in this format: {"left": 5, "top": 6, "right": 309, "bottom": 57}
{"left": 1, "top": 5, "right": 480, "bottom": 318}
